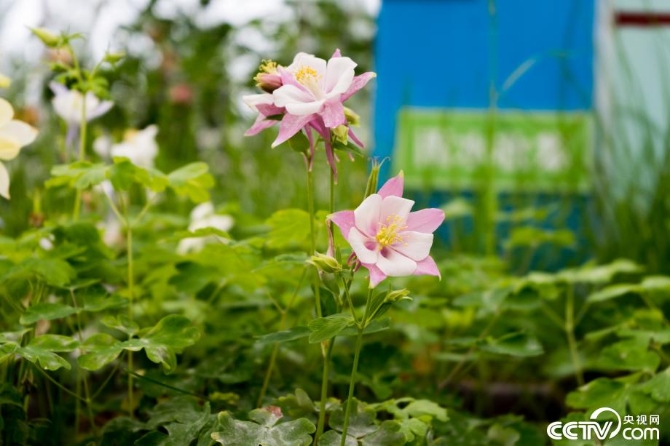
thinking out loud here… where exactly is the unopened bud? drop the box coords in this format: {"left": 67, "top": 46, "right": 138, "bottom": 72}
{"left": 385, "top": 288, "right": 411, "bottom": 303}
{"left": 0, "top": 73, "right": 10, "bottom": 88}
{"left": 254, "top": 60, "right": 282, "bottom": 93}
{"left": 30, "top": 28, "right": 61, "bottom": 47}
{"left": 364, "top": 159, "right": 382, "bottom": 198}
{"left": 332, "top": 125, "right": 349, "bottom": 145}
{"left": 344, "top": 106, "right": 360, "bottom": 126}
{"left": 308, "top": 252, "right": 342, "bottom": 273}
{"left": 104, "top": 51, "right": 126, "bottom": 64}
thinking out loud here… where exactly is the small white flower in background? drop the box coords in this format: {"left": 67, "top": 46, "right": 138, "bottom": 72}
{"left": 177, "top": 202, "right": 234, "bottom": 254}
{"left": 95, "top": 125, "right": 159, "bottom": 169}
{"left": 0, "top": 98, "right": 38, "bottom": 199}
{"left": 0, "top": 73, "right": 10, "bottom": 88}
{"left": 50, "top": 82, "right": 113, "bottom": 125}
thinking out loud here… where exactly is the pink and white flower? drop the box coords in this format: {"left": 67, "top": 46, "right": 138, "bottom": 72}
{"left": 329, "top": 172, "right": 445, "bottom": 287}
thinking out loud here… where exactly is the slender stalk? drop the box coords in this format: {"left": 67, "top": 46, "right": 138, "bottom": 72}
{"left": 306, "top": 168, "right": 323, "bottom": 318}
{"left": 315, "top": 168, "right": 337, "bottom": 444}
{"left": 71, "top": 290, "right": 97, "bottom": 438}
{"left": 565, "top": 285, "right": 584, "bottom": 386}
{"left": 73, "top": 93, "right": 88, "bottom": 220}
{"left": 340, "top": 288, "right": 373, "bottom": 446}
{"left": 33, "top": 366, "right": 87, "bottom": 402}
{"left": 256, "top": 269, "right": 307, "bottom": 407}
{"left": 126, "top": 206, "right": 135, "bottom": 416}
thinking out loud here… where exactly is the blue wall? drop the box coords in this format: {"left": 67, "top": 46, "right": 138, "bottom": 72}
{"left": 373, "top": 0, "right": 596, "bottom": 175}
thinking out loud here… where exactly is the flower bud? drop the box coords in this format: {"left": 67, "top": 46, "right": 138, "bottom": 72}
{"left": 0, "top": 73, "right": 10, "bottom": 89}
{"left": 308, "top": 252, "right": 342, "bottom": 273}
{"left": 104, "top": 51, "right": 126, "bottom": 64}
{"left": 332, "top": 125, "right": 349, "bottom": 145}
{"left": 344, "top": 106, "right": 360, "bottom": 126}
{"left": 364, "top": 159, "right": 382, "bottom": 198}
{"left": 30, "top": 28, "right": 61, "bottom": 47}
{"left": 254, "top": 60, "right": 282, "bottom": 93}
{"left": 385, "top": 288, "right": 411, "bottom": 303}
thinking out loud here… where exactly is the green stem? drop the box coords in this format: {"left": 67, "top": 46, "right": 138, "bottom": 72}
{"left": 126, "top": 214, "right": 135, "bottom": 416}
{"left": 73, "top": 90, "right": 88, "bottom": 221}
{"left": 33, "top": 365, "right": 87, "bottom": 403}
{"left": 565, "top": 285, "right": 584, "bottom": 386}
{"left": 340, "top": 288, "right": 373, "bottom": 446}
{"left": 306, "top": 168, "right": 323, "bottom": 319}
{"left": 71, "top": 290, "right": 97, "bottom": 438}
{"left": 256, "top": 269, "right": 308, "bottom": 407}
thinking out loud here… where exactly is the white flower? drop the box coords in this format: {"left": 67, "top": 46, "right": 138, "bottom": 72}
{"left": 50, "top": 82, "right": 113, "bottom": 124}
{"left": 111, "top": 126, "right": 159, "bottom": 169}
{"left": 177, "top": 202, "right": 234, "bottom": 254}
{"left": 0, "top": 98, "right": 38, "bottom": 198}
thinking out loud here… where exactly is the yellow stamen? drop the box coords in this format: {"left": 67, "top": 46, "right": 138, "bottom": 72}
{"left": 258, "top": 59, "right": 278, "bottom": 74}
{"left": 375, "top": 215, "right": 407, "bottom": 248}
{"left": 295, "top": 66, "right": 319, "bottom": 85}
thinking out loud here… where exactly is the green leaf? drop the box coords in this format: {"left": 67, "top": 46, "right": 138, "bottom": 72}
{"left": 638, "top": 366, "right": 670, "bottom": 402}
{"left": 560, "top": 259, "right": 642, "bottom": 284}
{"left": 136, "top": 315, "right": 201, "bottom": 371}
{"left": 587, "top": 284, "right": 640, "bottom": 303}
{"left": 361, "top": 420, "right": 406, "bottom": 446}
{"left": 480, "top": 332, "right": 544, "bottom": 357}
{"left": 211, "top": 408, "right": 315, "bottom": 446}
{"left": 566, "top": 378, "right": 628, "bottom": 414}
{"left": 308, "top": 313, "right": 354, "bottom": 343}
{"left": 101, "top": 315, "right": 139, "bottom": 337}
{"left": 328, "top": 399, "right": 377, "bottom": 438}
{"left": 48, "top": 162, "right": 107, "bottom": 190}
{"left": 287, "top": 131, "right": 310, "bottom": 154}
{"left": 78, "top": 333, "right": 125, "bottom": 371}
{"left": 265, "top": 209, "right": 311, "bottom": 250}
{"left": 20, "top": 303, "right": 78, "bottom": 325}
{"left": 318, "top": 431, "right": 358, "bottom": 446}
{"left": 597, "top": 339, "right": 660, "bottom": 373}
{"left": 168, "top": 162, "right": 214, "bottom": 203}
{"left": 18, "top": 335, "right": 79, "bottom": 371}
{"left": 256, "top": 326, "right": 310, "bottom": 345}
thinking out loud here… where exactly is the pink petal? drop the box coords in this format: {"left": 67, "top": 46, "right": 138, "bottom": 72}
{"left": 256, "top": 103, "right": 284, "bottom": 117}
{"left": 376, "top": 249, "right": 417, "bottom": 277}
{"left": 245, "top": 115, "right": 276, "bottom": 136}
{"left": 342, "top": 72, "right": 376, "bottom": 102}
{"left": 305, "top": 125, "right": 316, "bottom": 170}
{"left": 406, "top": 208, "right": 445, "bottom": 233}
{"left": 321, "top": 100, "right": 345, "bottom": 128}
{"left": 354, "top": 193, "right": 382, "bottom": 237}
{"left": 365, "top": 263, "right": 387, "bottom": 288}
{"left": 329, "top": 210, "right": 356, "bottom": 237}
{"left": 324, "top": 140, "right": 339, "bottom": 183}
{"left": 380, "top": 195, "right": 414, "bottom": 223}
{"left": 272, "top": 114, "right": 314, "bottom": 147}
{"left": 413, "top": 256, "right": 441, "bottom": 279}
{"left": 378, "top": 172, "right": 404, "bottom": 198}
{"left": 331, "top": 48, "right": 342, "bottom": 58}
{"left": 393, "top": 231, "right": 433, "bottom": 261}
{"left": 348, "top": 227, "right": 379, "bottom": 264}
{"left": 278, "top": 67, "right": 303, "bottom": 89}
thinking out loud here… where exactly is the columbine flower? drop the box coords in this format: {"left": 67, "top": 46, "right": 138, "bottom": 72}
{"left": 50, "top": 82, "right": 113, "bottom": 146}
{"left": 329, "top": 172, "right": 444, "bottom": 287}
{"left": 94, "top": 125, "right": 159, "bottom": 169}
{"left": 0, "top": 98, "right": 38, "bottom": 199}
{"left": 242, "top": 50, "right": 375, "bottom": 180}
{"left": 177, "top": 202, "right": 234, "bottom": 254}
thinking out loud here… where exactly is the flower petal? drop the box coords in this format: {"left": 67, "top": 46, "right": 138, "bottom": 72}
{"left": 286, "top": 99, "right": 324, "bottom": 116}
{"left": 272, "top": 114, "right": 314, "bottom": 147}
{"left": 348, "top": 127, "right": 365, "bottom": 148}
{"left": 0, "top": 161, "right": 9, "bottom": 199}
{"left": 393, "top": 231, "right": 433, "bottom": 261}
{"left": 243, "top": 93, "right": 274, "bottom": 111}
{"left": 290, "top": 53, "right": 327, "bottom": 79}
{"left": 342, "top": 72, "right": 376, "bottom": 102}
{"left": 0, "top": 120, "right": 38, "bottom": 146}
{"left": 321, "top": 99, "right": 345, "bottom": 128}
{"left": 364, "top": 263, "right": 387, "bottom": 288}
{"left": 325, "top": 56, "right": 356, "bottom": 95}
{"left": 0, "top": 136, "right": 20, "bottom": 161}
{"left": 376, "top": 248, "right": 417, "bottom": 277}
{"left": 413, "top": 256, "right": 441, "bottom": 279}
{"left": 348, "top": 227, "right": 379, "bottom": 264}
{"left": 378, "top": 172, "right": 404, "bottom": 198}
{"left": 328, "top": 210, "right": 356, "bottom": 238}
{"left": 245, "top": 115, "right": 276, "bottom": 136}
{"left": 274, "top": 84, "right": 318, "bottom": 113}
{"left": 331, "top": 48, "right": 342, "bottom": 58}
{"left": 406, "top": 208, "right": 445, "bottom": 233}
{"left": 380, "top": 195, "right": 414, "bottom": 224}
{"left": 354, "top": 193, "right": 382, "bottom": 237}
{"left": 0, "top": 98, "right": 13, "bottom": 127}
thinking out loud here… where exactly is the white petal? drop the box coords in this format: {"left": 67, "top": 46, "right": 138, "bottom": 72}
{"left": 190, "top": 202, "right": 214, "bottom": 220}
{"left": 93, "top": 135, "right": 113, "bottom": 157}
{"left": 376, "top": 248, "right": 417, "bottom": 277}
{"left": 243, "top": 93, "right": 274, "bottom": 111}
{"left": 52, "top": 90, "right": 83, "bottom": 123}
{"left": 348, "top": 227, "right": 379, "bottom": 264}
{"left": 285, "top": 99, "right": 324, "bottom": 115}
{"left": 0, "top": 120, "right": 37, "bottom": 146}
{"left": 380, "top": 195, "right": 414, "bottom": 224}
{"left": 325, "top": 57, "right": 356, "bottom": 95}
{"left": 393, "top": 231, "right": 434, "bottom": 261}
{"left": 0, "top": 161, "right": 9, "bottom": 199}
{"left": 354, "top": 193, "right": 382, "bottom": 237}
{"left": 0, "top": 135, "right": 20, "bottom": 161}
{"left": 0, "top": 99, "right": 13, "bottom": 127}
{"left": 273, "top": 84, "right": 314, "bottom": 107}
{"left": 209, "top": 215, "right": 234, "bottom": 232}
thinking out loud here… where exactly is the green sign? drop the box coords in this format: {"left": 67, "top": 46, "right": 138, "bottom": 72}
{"left": 393, "top": 108, "right": 592, "bottom": 192}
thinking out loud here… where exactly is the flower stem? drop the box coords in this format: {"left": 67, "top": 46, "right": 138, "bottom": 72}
{"left": 340, "top": 288, "right": 373, "bottom": 446}
{"left": 72, "top": 98, "right": 88, "bottom": 220}
{"left": 256, "top": 269, "right": 307, "bottom": 407}
{"left": 126, "top": 209, "right": 135, "bottom": 416}
{"left": 565, "top": 285, "right": 584, "bottom": 386}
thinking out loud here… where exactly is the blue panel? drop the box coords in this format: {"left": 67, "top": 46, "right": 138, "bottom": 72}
{"left": 373, "top": 0, "right": 595, "bottom": 175}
